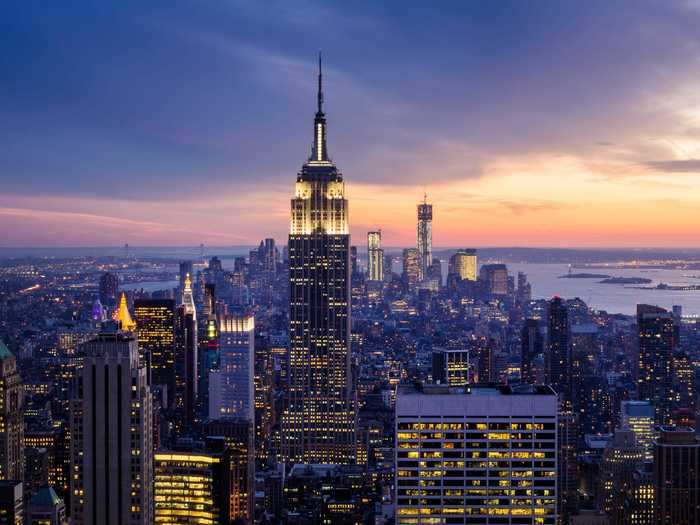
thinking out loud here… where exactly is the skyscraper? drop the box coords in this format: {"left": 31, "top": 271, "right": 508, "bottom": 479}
{"left": 154, "top": 444, "right": 233, "bottom": 525}
{"left": 416, "top": 194, "right": 432, "bottom": 281}
{"left": 282, "top": 55, "right": 356, "bottom": 464}
{"left": 134, "top": 299, "right": 176, "bottom": 406}
{"left": 98, "top": 272, "right": 119, "bottom": 307}
{"left": 547, "top": 296, "right": 571, "bottom": 402}
{"left": 70, "top": 325, "right": 153, "bottom": 525}
{"left": 395, "top": 384, "right": 558, "bottom": 525}
{"left": 521, "top": 319, "right": 543, "bottom": 384}
{"left": 175, "top": 304, "right": 197, "bottom": 430}
{"left": 621, "top": 400, "right": 656, "bottom": 461}
{"left": 431, "top": 348, "right": 469, "bottom": 386}
{"left": 178, "top": 261, "right": 193, "bottom": 297}
{"left": 0, "top": 481, "right": 23, "bottom": 525}
{"left": 449, "top": 248, "right": 477, "bottom": 281}
{"left": 402, "top": 248, "right": 420, "bottom": 290}
{"left": 654, "top": 427, "right": 700, "bottom": 524}
{"left": 0, "top": 342, "right": 23, "bottom": 482}
{"left": 367, "top": 230, "right": 384, "bottom": 282}
{"left": 636, "top": 304, "right": 675, "bottom": 424}
{"left": 479, "top": 263, "right": 509, "bottom": 296}
{"left": 209, "top": 313, "right": 255, "bottom": 422}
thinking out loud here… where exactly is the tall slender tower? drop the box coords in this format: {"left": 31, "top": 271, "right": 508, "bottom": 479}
{"left": 367, "top": 231, "right": 384, "bottom": 282}
{"left": 637, "top": 304, "right": 675, "bottom": 425}
{"left": 416, "top": 193, "right": 433, "bottom": 281}
{"left": 282, "top": 54, "right": 356, "bottom": 464}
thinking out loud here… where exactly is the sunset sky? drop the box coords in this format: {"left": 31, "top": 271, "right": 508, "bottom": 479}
{"left": 3, "top": 1, "right": 700, "bottom": 247}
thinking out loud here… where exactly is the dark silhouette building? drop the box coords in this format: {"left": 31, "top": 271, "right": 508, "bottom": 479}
{"left": 637, "top": 304, "right": 676, "bottom": 425}
{"left": 654, "top": 427, "right": 700, "bottom": 524}
{"left": 521, "top": 319, "right": 543, "bottom": 384}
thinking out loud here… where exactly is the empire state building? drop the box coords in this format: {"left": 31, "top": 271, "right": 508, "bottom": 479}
{"left": 281, "top": 55, "right": 357, "bottom": 464}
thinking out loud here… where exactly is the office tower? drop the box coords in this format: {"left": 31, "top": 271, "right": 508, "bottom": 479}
{"left": 469, "top": 336, "right": 496, "bottom": 383}
{"left": 27, "top": 486, "right": 65, "bottom": 525}
{"left": 431, "top": 348, "right": 469, "bottom": 386}
{"left": 175, "top": 304, "right": 197, "bottom": 430}
{"left": 70, "top": 326, "right": 153, "bottom": 525}
{"left": 367, "top": 231, "right": 384, "bottom": 282}
{"left": 0, "top": 342, "right": 23, "bottom": 482}
{"left": 113, "top": 292, "right": 136, "bottom": 331}
{"left": 621, "top": 401, "right": 656, "bottom": 461}
{"left": 558, "top": 404, "right": 579, "bottom": 522}
{"left": 0, "top": 481, "right": 22, "bottom": 525}
{"left": 263, "top": 238, "right": 279, "bottom": 274}
{"left": 154, "top": 443, "right": 234, "bottom": 525}
{"left": 672, "top": 350, "right": 695, "bottom": 414}
{"left": 517, "top": 271, "right": 532, "bottom": 302}
{"left": 416, "top": 194, "right": 433, "bottom": 281}
{"left": 479, "top": 263, "right": 509, "bottom": 296}
{"left": 521, "top": 319, "right": 543, "bottom": 384}
{"left": 654, "top": 427, "right": 700, "bottom": 524}
{"left": 395, "top": 384, "right": 558, "bottom": 525}
{"left": 449, "top": 248, "right": 477, "bottom": 281}
{"left": 636, "top": 304, "right": 675, "bottom": 424}
{"left": 134, "top": 299, "right": 176, "bottom": 406}
{"left": 598, "top": 428, "right": 645, "bottom": 524}
{"left": 209, "top": 313, "right": 255, "bottom": 421}
{"left": 178, "top": 261, "right": 193, "bottom": 295}
{"left": 402, "top": 248, "right": 420, "bottom": 289}
{"left": 282, "top": 55, "right": 356, "bottom": 465}
{"left": 98, "top": 272, "right": 119, "bottom": 307}
{"left": 203, "top": 420, "right": 254, "bottom": 522}
{"left": 547, "top": 297, "right": 571, "bottom": 402}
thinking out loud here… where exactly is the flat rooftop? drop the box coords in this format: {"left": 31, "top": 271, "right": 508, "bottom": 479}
{"left": 396, "top": 383, "right": 558, "bottom": 418}
{"left": 399, "top": 383, "right": 556, "bottom": 397}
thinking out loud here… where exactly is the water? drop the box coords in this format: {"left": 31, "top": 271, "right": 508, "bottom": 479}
{"left": 509, "top": 263, "right": 700, "bottom": 315}
{"left": 120, "top": 280, "right": 180, "bottom": 293}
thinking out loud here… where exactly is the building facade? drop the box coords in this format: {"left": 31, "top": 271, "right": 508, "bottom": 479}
{"left": 0, "top": 342, "right": 23, "bottom": 483}
{"left": 395, "top": 384, "right": 558, "bottom": 525}
{"left": 367, "top": 231, "right": 384, "bottom": 282}
{"left": 70, "top": 327, "right": 153, "bottom": 525}
{"left": 449, "top": 249, "right": 477, "bottom": 281}
{"left": 636, "top": 304, "right": 675, "bottom": 425}
{"left": 134, "top": 299, "right": 176, "bottom": 406}
{"left": 209, "top": 313, "right": 255, "bottom": 421}
{"left": 654, "top": 427, "right": 700, "bottom": 524}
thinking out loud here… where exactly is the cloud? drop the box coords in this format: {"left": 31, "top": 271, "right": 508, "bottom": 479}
{"left": 643, "top": 159, "right": 700, "bottom": 173}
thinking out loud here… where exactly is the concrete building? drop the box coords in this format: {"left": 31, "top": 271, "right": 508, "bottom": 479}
{"left": 395, "top": 384, "right": 558, "bottom": 525}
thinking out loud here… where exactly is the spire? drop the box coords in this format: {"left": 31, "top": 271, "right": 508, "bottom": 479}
{"left": 310, "top": 52, "right": 329, "bottom": 163}
{"left": 317, "top": 50, "right": 324, "bottom": 116}
{"left": 114, "top": 293, "right": 135, "bottom": 331}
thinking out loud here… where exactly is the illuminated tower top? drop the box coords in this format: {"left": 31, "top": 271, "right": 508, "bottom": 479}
{"left": 114, "top": 292, "right": 136, "bottom": 331}
{"left": 182, "top": 273, "right": 196, "bottom": 321}
{"left": 290, "top": 53, "right": 347, "bottom": 236}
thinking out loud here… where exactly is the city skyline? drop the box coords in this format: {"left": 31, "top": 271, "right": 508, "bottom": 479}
{"left": 4, "top": 2, "right": 700, "bottom": 247}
